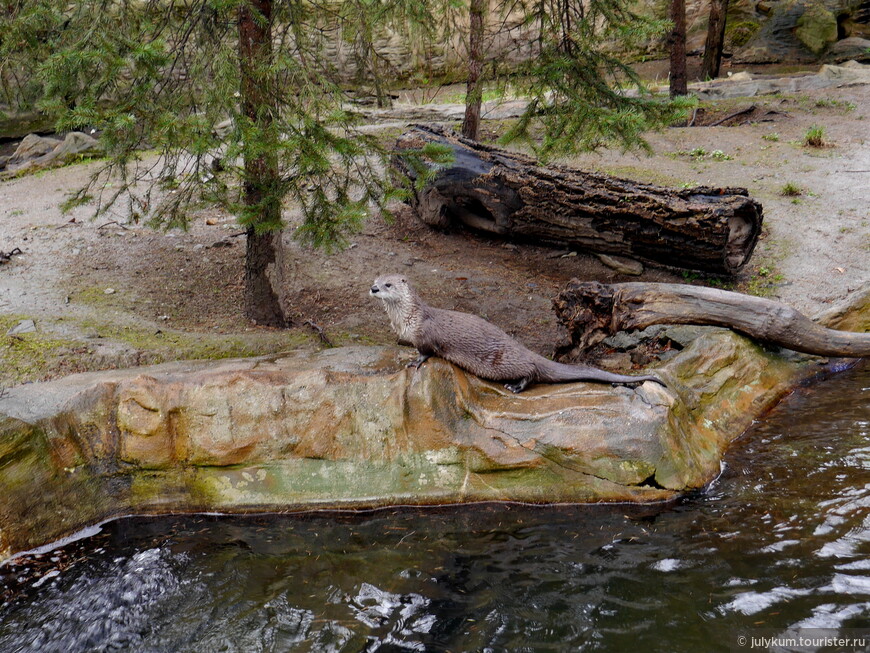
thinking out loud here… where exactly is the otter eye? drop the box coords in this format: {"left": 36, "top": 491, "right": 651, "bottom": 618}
{"left": 385, "top": 283, "right": 392, "bottom": 288}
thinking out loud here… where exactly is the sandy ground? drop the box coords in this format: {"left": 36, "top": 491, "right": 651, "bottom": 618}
{"left": 0, "top": 72, "right": 868, "bottom": 386}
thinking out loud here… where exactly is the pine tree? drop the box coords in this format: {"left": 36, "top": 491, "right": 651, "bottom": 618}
{"left": 501, "top": 0, "right": 690, "bottom": 157}
{"left": 701, "top": 0, "right": 729, "bottom": 80}
{"left": 461, "top": 0, "right": 486, "bottom": 140}
{"left": 2, "top": 0, "right": 689, "bottom": 327}
{"left": 669, "top": 0, "right": 688, "bottom": 96}
{"left": 1, "top": 0, "right": 437, "bottom": 326}
{"left": 0, "top": 0, "right": 66, "bottom": 116}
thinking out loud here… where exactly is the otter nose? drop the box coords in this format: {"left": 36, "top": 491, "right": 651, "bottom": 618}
{"left": 370, "top": 285, "right": 379, "bottom": 294}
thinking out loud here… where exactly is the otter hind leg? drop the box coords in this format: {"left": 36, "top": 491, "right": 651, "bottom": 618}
{"left": 505, "top": 378, "right": 530, "bottom": 394}
{"left": 407, "top": 352, "right": 432, "bottom": 369}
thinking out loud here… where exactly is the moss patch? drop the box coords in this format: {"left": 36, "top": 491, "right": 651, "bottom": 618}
{"left": 583, "top": 163, "right": 686, "bottom": 188}
{"left": 0, "top": 309, "right": 315, "bottom": 387}
{"left": 61, "top": 281, "right": 315, "bottom": 369}
{"left": 736, "top": 233, "right": 791, "bottom": 297}
{"left": 726, "top": 20, "right": 762, "bottom": 48}
{"left": 73, "top": 285, "right": 137, "bottom": 310}
{"left": 0, "top": 315, "right": 86, "bottom": 386}
{"left": 71, "top": 317, "right": 311, "bottom": 362}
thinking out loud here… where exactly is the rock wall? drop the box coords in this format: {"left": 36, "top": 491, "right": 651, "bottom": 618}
{"left": 3, "top": 0, "right": 868, "bottom": 143}
{"left": 325, "top": 0, "right": 870, "bottom": 82}
{"left": 318, "top": 2, "right": 537, "bottom": 87}
{"left": 734, "top": 0, "right": 870, "bottom": 63}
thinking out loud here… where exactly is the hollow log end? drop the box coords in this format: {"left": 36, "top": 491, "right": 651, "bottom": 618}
{"left": 724, "top": 200, "right": 764, "bottom": 273}
{"left": 553, "top": 280, "right": 618, "bottom": 357}
{"left": 416, "top": 186, "right": 453, "bottom": 230}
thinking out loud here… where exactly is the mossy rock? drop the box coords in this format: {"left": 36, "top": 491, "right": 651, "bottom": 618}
{"left": 796, "top": 3, "right": 838, "bottom": 54}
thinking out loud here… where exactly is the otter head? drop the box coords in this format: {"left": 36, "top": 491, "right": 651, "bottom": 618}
{"left": 370, "top": 275, "right": 419, "bottom": 339}
{"left": 369, "top": 275, "right": 411, "bottom": 304}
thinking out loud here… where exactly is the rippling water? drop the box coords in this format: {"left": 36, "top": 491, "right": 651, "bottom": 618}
{"left": 1, "top": 365, "right": 868, "bottom": 652}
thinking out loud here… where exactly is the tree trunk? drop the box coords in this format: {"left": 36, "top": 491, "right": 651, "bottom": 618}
{"left": 701, "top": 0, "right": 730, "bottom": 80}
{"left": 238, "top": 0, "right": 288, "bottom": 326}
{"left": 392, "top": 125, "right": 763, "bottom": 275}
{"left": 669, "top": 0, "right": 688, "bottom": 96}
{"left": 462, "top": 0, "right": 485, "bottom": 140}
{"left": 553, "top": 280, "right": 870, "bottom": 357}
{"left": 244, "top": 228, "right": 287, "bottom": 327}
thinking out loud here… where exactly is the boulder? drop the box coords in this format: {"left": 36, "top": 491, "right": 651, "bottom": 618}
{"left": 0, "top": 319, "right": 856, "bottom": 562}
{"left": 795, "top": 2, "right": 839, "bottom": 54}
{"left": 43, "top": 131, "right": 101, "bottom": 164}
{"left": 3, "top": 131, "right": 102, "bottom": 176}
{"left": 825, "top": 37, "right": 870, "bottom": 62}
{"left": 0, "top": 111, "right": 55, "bottom": 141}
{"left": 7, "top": 134, "right": 61, "bottom": 167}
{"left": 817, "top": 61, "right": 870, "bottom": 82}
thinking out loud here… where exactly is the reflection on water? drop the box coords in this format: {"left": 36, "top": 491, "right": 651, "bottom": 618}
{"left": 1, "top": 365, "right": 868, "bottom": 652}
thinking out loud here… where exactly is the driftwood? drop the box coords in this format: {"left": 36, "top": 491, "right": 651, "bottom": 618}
{"left": 553, "top": 280, "right": 870, "bottom": 357}
{"left": 709, "top": 105, "right": 756, "bottom": 126}
{"left": 393, "top": 125, "right": 764, "bottom": 275}
{"left": 0, "top": 247, "right": 22, "bottom": 264}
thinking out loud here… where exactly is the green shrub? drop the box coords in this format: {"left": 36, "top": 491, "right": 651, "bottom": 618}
{"left": 803, "top": 125, "right": 826, "bottom": 147}
{"left": 780, "top": 182, "right": 802, "bottom": 196}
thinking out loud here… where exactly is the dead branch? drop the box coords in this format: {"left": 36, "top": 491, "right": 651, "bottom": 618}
{"left": 554, "top": 280, "right": 870, "bottom": 357}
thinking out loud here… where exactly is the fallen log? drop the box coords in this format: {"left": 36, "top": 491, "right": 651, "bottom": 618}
{"left": 392, "top": 125, "right": 764, "bottom": 275}
{"left": 553, "top": 280, "right": 870, "bottom": 357}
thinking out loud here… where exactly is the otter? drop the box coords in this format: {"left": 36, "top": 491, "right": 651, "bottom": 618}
{"left": 369, "top": 274, "right": 664, "bottom": 393}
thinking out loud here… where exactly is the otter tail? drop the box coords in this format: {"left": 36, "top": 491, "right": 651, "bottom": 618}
{"left": 537, "top": 360, "right": 665, "bottom": 387}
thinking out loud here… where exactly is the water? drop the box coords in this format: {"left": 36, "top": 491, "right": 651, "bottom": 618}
{"left": 1, "top": 365, "right": 868, "bottom": 652}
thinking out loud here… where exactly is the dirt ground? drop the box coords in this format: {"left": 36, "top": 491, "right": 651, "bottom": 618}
{"left": 1, "top": 67, "right": 868, "bottom": 386}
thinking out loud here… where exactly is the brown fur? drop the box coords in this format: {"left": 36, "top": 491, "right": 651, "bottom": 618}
{"left": 370, "top": 274, "right": 664, "bottom": 393}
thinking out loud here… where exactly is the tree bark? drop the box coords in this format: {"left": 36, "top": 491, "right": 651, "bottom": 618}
{"left": 393, "top": 125, "right": 763, "bottom": 275}
{"left": 238, "top": 0, "right": 288, "bottom": 326}
{"left": 553, "top": 280, "right": 870, "bottom": 357}
{"left": 244, "top": 228, "right": 287, "bottom": 327}
{"left": 701, "top": 0, "right": 730, "bottom": 80}
{"left": 462, "top": 0, "right": 485, "bottom": 140}
{"left": 669, "top": 0, "right": 688, "bottom": 96}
